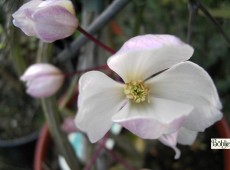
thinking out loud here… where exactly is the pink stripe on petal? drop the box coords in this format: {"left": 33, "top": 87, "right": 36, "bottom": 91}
{"left": 20, "top": 63, "right": 62, "bottom": 81}
{"left": 26, "top": 75, "right": 64, "bottom": 98}
{"left": 112, "top": 99, "right": 190, "bottom": 139}
{"left": 116, "top": 34, "right": 185, "bottom": 55}
{"left": 115, "top": 116, "right": 185, "bottom": 139}
{"left": 32, "top": 5, "right": 78, "bottom": 42}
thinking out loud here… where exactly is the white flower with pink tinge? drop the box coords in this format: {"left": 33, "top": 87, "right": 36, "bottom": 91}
{"left": 21, "top": 63, "right": 64, "bottom": 98}
{"left": 75, "top": 34, "right": 222, "bottom": 159}
{"left": 12, "top": 0, "right": 78, "bottom": 42}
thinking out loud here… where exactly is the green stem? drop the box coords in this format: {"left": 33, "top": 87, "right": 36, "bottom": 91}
{"left": 36, "top": 41, "right": 53, "bottom": 63}
{"left": 41, "top": 97, "right": 81, "bottom": 169}
{"left": 9, "top": 26, "right": 26, "bottom": 76}
{"left": 59, "top": 75, "right": 79, "bottom": 111}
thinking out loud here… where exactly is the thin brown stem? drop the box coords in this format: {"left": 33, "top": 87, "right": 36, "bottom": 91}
{"left": 77, "top": 26, "right": 116, "bottom": 54}
{"left": 83, "top": 134, "right": 108, "bottom": 170}
{"left": 197, "top": 0, "right": 230, "bottom": 45}
{"left": 56, "top": 0, "right": 129, "bottom": 62}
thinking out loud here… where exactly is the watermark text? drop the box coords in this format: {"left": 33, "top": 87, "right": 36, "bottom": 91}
{"left": 211, "top": 138, "right": 230, "bottom": 149}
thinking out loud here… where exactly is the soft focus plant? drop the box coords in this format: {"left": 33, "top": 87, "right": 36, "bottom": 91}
{"left": 5, "top": 0, "right": 230, "bottom": 169}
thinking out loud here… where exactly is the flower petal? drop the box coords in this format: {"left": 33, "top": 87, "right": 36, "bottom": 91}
{"left": 12, "top": 0, "right": 43, "bottom": 36}
{"left": 20, "top": 63, "right": 62, "bottom": 81}
{"left": 184, "top": 107, "right": 222, "bottom": 132}
{"left": 26, "top": 75, "right": 64, "bottom": 97}
{"left": 39, "top": 0, "right": 76, "bottom": 15}
{"left": 146, "top": 61, "right": 222, "bottom": 131}
{"left": 32, "top": 5, "right": 78, "bottom": 42}
{"left": 108, "top": 34, "right": 193, "bottom": 82}
{"left": 112, "top": 97, "right": 193, "bottom": 139}
{"left": 75, "top": 71, "right": 125, "bottom": 143}
{"left": 159, "top": 132, "right": 181, "bottom": 159}
{"left": 19, "top": 0, "right": 43, "bottom": 10}
{"left": 177, "top": 127, "right": 198, "bottom": 145}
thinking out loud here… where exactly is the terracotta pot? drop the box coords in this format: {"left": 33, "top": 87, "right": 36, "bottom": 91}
{"left": 34, "top": 124, "right": 50, "bottom": 170}
{"left": 34, "top": 118, "right": 230, "bottom": 170}
{"left": 215, "top": 118, "right": 230, "bottom": 170}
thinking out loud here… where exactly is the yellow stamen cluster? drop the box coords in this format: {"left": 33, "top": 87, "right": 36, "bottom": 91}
{"left": 124, "top": 80, "right": 149, "bottom": 103}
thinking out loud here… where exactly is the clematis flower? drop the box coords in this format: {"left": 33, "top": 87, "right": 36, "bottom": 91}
{"left": 21, "top": 63, "right": 64, "bottom": 98}
{"left": 12, "top": 0, "right": 78, "bottom": 42}
{"left": 75, "top": 34, "right": 222, "bottom": 158}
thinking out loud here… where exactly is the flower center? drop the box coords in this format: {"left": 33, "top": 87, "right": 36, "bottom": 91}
{"left": 124, "top": 80, "right": 149, "bottom": 103}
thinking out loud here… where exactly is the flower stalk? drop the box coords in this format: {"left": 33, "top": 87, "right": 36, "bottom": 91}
{"left": 83, "top": 135, "right": 108, "bottom": 170}
{"left": 41, "top": 97, "right": 81, "bottom": 170}
{"left": 77, "top": 26, "right": 116, "bottom": 54}
{"left": 9, "top": 26, "right": 26, "bottom": 76}
{"left": 57, "top": 0, "right": 129, "bottom": 62}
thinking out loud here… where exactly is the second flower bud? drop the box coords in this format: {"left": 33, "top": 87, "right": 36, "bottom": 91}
{"left": 20, "top": 63, "right": 64, "bottom": 98}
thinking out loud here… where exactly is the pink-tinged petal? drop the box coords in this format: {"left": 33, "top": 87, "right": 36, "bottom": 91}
{"left": 61, "top": 117, "right": 78, "bottom": 133}
{"left": 26, "top": 74, "right": 64, "bottom": 98}
{"left": 75, "top": 71, "right": 126, "bottom": 143}
{"left": 20, "top": 63, "right": 62, "bottom": 81}
{"left": 39, "top": 0, "right": 76, "bottom": 15}
{"left": 13, "top": 14, "right": 36, "bottom": 36}
{"left": 108, "top": 34, "right": 193, "bottom": 82}
{"left": 112, "top": 97, "right": 193, "bottom": 139}
{"left": 20, "top": 63, "right": 64, "bottom": 98}
{"left": 12, "top": 0, "right": 77, "bottom": 41}
{"left": 32, "top": 5, "right": 78, "bottom": 42}
{"left": 12, "top": 0, "right": 43, "bottom": 36}
{"left": 177, "top": 127, "right": 198, "bottom": 145}
{"left": 159, "top": 132, "right": 181, "bottom": 159}
{"left": 17, "top": 0, "right": 43, "bottom": 10}
{"left": 146, "top": 61, "right": 222, "bottom": 131}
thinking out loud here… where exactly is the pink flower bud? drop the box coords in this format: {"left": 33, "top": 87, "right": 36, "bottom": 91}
{"left": 21, "top": 63, "right": 64, "bottom": 98}
{"left": 12, "top": 0, "right": 78, "bottom": 42}
{"left": 61, "top": 117, "right": 78, "bottom": 133}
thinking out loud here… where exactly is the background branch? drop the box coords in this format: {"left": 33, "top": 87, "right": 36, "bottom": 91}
{"left": 56, "top": 0, "right": 129, "bottom": 62}
{"left": 187, "top": 0, "right": 199, "bottom": 43}
{"left": 195, "top": 0, "right": 230, "bottom": 46}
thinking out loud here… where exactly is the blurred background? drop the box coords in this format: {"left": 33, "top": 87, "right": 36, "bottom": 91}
{"left": 0, "top": 0, "right": 229, "bottom": 169}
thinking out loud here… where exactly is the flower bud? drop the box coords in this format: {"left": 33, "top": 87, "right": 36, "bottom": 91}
{"left": 21, "top": 63, "right": 64, "bottom": 98}
{"left": 12, "top": 0, "right": 78, "bottom": 42}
